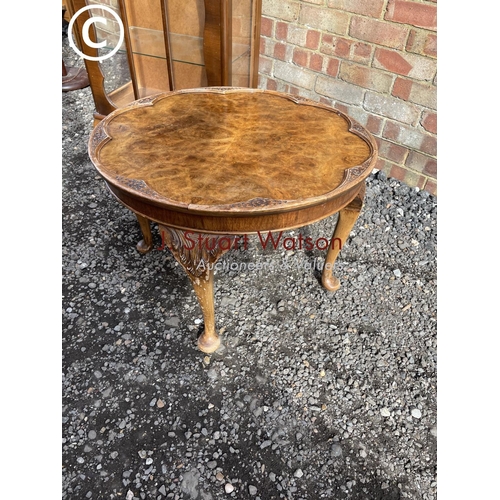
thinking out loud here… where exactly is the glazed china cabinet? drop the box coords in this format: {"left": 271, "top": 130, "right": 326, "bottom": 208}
{"left": 66, "top": 0, "right": 262, "bottom": 124}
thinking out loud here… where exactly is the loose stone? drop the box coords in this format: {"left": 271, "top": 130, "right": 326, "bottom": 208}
{"left": 331, "top": 444, "right": 342, "bottom": 457}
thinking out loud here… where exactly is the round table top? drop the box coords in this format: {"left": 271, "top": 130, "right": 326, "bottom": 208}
{"left": 89, "top": 88, "right": 377, "bottom": 217}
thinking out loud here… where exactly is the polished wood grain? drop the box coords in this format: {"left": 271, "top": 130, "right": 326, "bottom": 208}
{"left": 91, "top": 89, "right": 373, "bottom": 211}
{"left": 88, "top": 88, "right": 378, "bottom": 352}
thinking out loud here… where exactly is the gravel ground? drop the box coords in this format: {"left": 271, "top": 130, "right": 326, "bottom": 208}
{"left": 62, "top": 32, "right": 437, "bottom": 500}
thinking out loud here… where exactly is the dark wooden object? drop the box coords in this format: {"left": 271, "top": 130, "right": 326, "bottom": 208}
{"left": 88, "top": 88, "right": 378, "bottom": 352}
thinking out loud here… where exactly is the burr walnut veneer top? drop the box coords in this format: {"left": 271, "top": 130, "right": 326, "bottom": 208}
{"left": 89, "top": 88, "right": 377, "bottom": 215}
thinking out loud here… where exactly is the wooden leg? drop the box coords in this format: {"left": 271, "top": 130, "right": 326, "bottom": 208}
{"left": 135, "top": 214, "right": 153, "bottom": 254}
{"left": 190, "top": 273, "right": 218, "bottom": 353}
{"left": 322, "top": 185, "right": 365, "bottom": 292}
{"left": 159, "top": 226, "right": 236, "bottom": 353}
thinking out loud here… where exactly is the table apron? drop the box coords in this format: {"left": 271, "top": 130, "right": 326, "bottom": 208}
{"left": 105, "top": 182, "right": 363, "bottom": 234}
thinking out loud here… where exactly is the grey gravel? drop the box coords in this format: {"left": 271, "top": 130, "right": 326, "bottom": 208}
{"left": 331, "top": 444, "right": 343, "bottom": 458}
{"left": 62, "top": 29, "right": 436, "bottom": 500}
{"left": 412, "top": 408, "right": 423, "bottom": 419}
{"left": 294, "top": 468, "right": 304, "bottom": 478}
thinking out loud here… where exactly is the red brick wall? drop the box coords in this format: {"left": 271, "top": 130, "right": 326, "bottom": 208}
{"left": 258, "top": 0, "right": 437, "bottom": 195}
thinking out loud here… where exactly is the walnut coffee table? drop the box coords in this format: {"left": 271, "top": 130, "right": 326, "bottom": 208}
{"left": 88, "top": 88, "right": 377, "bottom": 353}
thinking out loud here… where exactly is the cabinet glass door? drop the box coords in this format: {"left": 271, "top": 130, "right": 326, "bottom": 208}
{"left": 231, "top": 0, "right": 261, "bottom": 88}
{"left": 165, "top": 0, "right": 261, "bottom": 89}
{"left": 121, "top": 0, "right": 173, "bottom": 98}
{"left": 165, "top": 0, "right": 207, "bottom": 89}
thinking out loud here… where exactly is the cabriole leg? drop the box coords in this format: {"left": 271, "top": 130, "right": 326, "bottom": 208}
{"left": 135, "top": 214, "right": 153, "bottom": 254}
{"left": 159, "top": 226, "right": 237, "bottom": 353}
{"left": 322, "top": 185, "right": 365, "bottom": 292}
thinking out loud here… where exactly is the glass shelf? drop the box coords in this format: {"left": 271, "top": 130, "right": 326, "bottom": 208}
{"left": 128, "top": 27, "right": 251, "bottom": 67}
{"left": 130, "top": 27, "right": 204, "bottom": 66}
{"left": 170, "top": 33, "right": 205, "bottom": 65}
